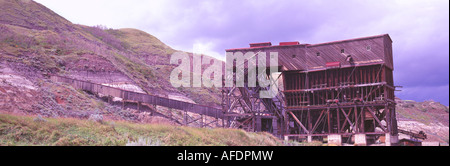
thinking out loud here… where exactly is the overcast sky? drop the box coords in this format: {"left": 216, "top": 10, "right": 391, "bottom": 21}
{"left": 35, "top": 0, "right": 449, "bottom": 105}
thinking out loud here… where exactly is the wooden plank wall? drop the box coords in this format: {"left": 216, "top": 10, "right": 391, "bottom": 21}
{"left": 283, "top": 64, "right": 394, "bottom": 107}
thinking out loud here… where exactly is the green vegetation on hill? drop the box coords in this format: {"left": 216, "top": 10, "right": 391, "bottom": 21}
{"left": 0, "top": 0, "right": 223, "bottom": 107}
{"left": 0, "top": 113, "right": 282, "bottom": 146}
{"left": 396, "top": 99, "right": 449, "bottom": 125}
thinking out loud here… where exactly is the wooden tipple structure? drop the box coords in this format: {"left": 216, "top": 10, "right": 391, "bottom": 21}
{"left": 224, "top": 34, "right": 399, "bottom": 145}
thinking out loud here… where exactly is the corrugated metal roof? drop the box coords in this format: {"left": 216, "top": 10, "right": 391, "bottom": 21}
{"left": 225, "top": 34, "right": 393, "bottom": 71}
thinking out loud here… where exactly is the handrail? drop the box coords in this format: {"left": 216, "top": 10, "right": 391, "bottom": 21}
{"left": 51, "top": 75, "right": 224, "bottom": 119}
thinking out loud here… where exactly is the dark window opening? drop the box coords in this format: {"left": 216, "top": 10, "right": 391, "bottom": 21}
{"left": 316, "top": 52, "right": 320, "bottom": 56}
{"left": 261, "top": 118, "right": 273, "bottom": 133}
{"left": 341, "top": 49, "right": 345, "bottom": 53}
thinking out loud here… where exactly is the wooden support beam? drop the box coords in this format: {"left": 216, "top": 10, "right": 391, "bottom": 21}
{"left": 354, "top": 106, "right": 358, "bottom": 133}
{"left": 336, "top": 108, "right": 340, "bottom": 134}
{"left": 200, "top": 115, "right": 204, "bottom": 128}
{"left": 241, "top": 116, "right": 254, "bottom": 125}
{"left": 340, "top": 108, "right": 353, "bottom": 132}
{"left": 137, "top": 102, "right": 140, "bottom": 112}
{"left": 284, "top": 111, "right": 289, "bottom": 136}
{"left": 186, "top": 115, "right": 204, "bottom": 126}
{"left": 311, "top": 110, "right": 325, "bottom": 134}
{"left": 307, "top": 109, "right": 312, "bottom": 132}
{"left": 360, "top": 107, "right": 365, "bottom": 133}
{"left": 286, "top": 102, "right": 388, "bottom": 110}
{"left": 366, "top": 107, "right": 386, "bottom": 132}
{"left": 289, "top": 112, "right": 309, "bottom": 134}
{"left": 152, "top": 104, "right": 156, "bottom": 116}
{"left": 183, "top": 111, "right": 187, "bottom": 126}
{"left": 364, "top": 85, "right": 382, "bottom": 101}
{"left": 283, "top": 82, "right": 389, "bottom": 93}
{"left": 385, "top": 104, "right": 391, "bottom": 133}
{"left": 327, "top": 108, "right": 331, "bottom": 133}
{"left": 204, "top": 119, "right": 218, "bottom": 128}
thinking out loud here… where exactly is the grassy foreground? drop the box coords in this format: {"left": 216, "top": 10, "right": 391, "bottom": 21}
{"left": 0, "top": 113, "right": 283, "bottom": 146}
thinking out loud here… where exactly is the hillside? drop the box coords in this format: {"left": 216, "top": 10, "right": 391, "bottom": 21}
{"left": 0, "top": 0, "right": 222, "bottom": 124}
{"left": 0, "top": 113, "right": 282, "bottom": 146}
{"left": 395, "top": 98, "right": 449, "bottom": 143}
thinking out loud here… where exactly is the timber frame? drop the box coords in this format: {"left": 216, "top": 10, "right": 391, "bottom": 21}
{"left": 223, "top": 34, "right": 399, "bottom": 144}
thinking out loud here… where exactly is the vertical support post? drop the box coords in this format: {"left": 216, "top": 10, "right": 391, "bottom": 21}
{"left": 384, "top": 104, "right": 392, "bottom": 133}
{"left": 306, "top": 73, "right": 310, "bottom": 105}
{"left": 255, "top": 116, "right": 261, "bottom": 132}
{"left": 361, "top": 107, "right": 365, "bottom": 133}
{"left": 137, "top": 102, "right": 140, "bottom": 112}
{"left": 284, "top": 111, "right": 289, "bottom": 136}
{"left": 168, "top": 108, "right": 172, "bottom": 120}
{"left": 354, "top": 106, "right": 358, "bottom": 133}
{"left": 200, "top": 115, "right": 204, "bottom": 128}
{"left": 152, "top": 104, "right": 156, "bottom": 116}
{"left": 307, "top": 109, "right": 312, "bottom": 133}
{"left": 216, "top": 117, "right": 220, "bottom": 128}
{"left": 336, "top": 108, "right": 340, "bottom": 134}
{"left": 272, "top": 117, "right": 278, "bottom": 136}
{"left": 327, "top": 108, "right": 331, "bottom": 133}
{"left": 390, "top": 104, "right": 399, "bottom": 135}
{"left": 252, "top": 116, "right": 256, "bottom": 131}
{"left": 183, "top": 110, "right": 187, "bottom": 126}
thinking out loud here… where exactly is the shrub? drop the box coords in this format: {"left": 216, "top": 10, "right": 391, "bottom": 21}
{"left": 33, "top": 115, "right": 47, "bottom": 123}
{"left": 53, "top": 136, "right": 89, "bottom": 146}
{"left": 53, "top": 136, "right": 70, "bottom": 146}
{"left": 71, "top": 137, "right": 88, "bottom": 146}
{"left": 83, "top": 25, "right": 127, "bottom": 51}
{"left": 49, "top": 130, "right": 62, "bottom": 142}
{"left": 88, "top": 114, "right": 103, "bottom": 123}
{"left": 126, "top": 137, "right": 163, "bottom": 146}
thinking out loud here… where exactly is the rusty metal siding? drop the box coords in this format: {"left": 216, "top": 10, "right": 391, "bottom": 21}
{"left": 279, "top": 41, "right": 300, "bottom": 46}
{"left": 325, "top": 61, "right": 341, "bottom": 68}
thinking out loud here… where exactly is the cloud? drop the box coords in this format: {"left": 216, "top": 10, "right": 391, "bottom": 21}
{"left": 193, "top": 40, "right": 225, "bottom": 61}
{"left": 35, "top": 0, "right": 449, "bottom": 105}
{"left": 397, "top": 85, "right": 449, "bottom": 105}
